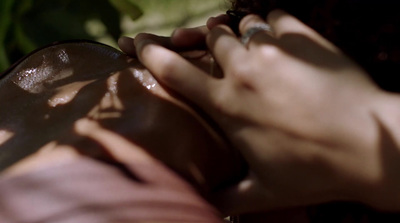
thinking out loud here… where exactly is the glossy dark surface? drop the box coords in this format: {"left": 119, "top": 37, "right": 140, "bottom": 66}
{"left": 0, "top": 41, "right": 246, "bottom": 192}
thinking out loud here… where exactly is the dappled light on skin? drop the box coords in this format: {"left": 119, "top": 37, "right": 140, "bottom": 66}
{"left": 74, "top": 118, "right": 157, "bottom": 165}
{"left": 0, "top": 41, "right": 132, "bottom": 171}
{"left": 0, "top": 130, "right": 14, "bottom": 147}
{"left": 0, "top": 41, "right": 246, "bottom": 195}
{"left": 48, "top": 80, "right": 95, "bottom": 107}
{"left": 132, "top": 68, "right": 158, "bottom": 90}
{"left": 1, "top": 141, "right": 81, "bottom": 177}
{"left": 87, "top": 73, "right": 124, "bottom": 120}
{"left": 11, "top": 48, "right": 75, "bottom": 94}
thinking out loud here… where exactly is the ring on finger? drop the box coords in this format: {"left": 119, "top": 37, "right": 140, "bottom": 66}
{"left": 241, "top": 23, "right": 273, "bottom": 46}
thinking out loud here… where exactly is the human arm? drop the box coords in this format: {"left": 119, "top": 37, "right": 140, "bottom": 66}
{"left": 133, "top": 10, "right": 400, "bottom": 214}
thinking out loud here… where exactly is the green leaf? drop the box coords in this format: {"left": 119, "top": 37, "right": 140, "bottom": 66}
{"left": 91, "top": 0, "right": 123, "bottom": 40}
{"left": 0, "top": 0, "right": 14, "bottom": 71}
{"left": 109, "top": 0, "right": 143, "bottom": 20}
{"left": 0, "top": 48, "right": 9, "bottom": 73}
{"left": 15, "top": 0, "right": 33, "bottom": 17}
{"left": 14, "top": 24, "right": 37, "bottom": 55}
{"left": 0, "top": 0, "right": 13, "bottom": 42}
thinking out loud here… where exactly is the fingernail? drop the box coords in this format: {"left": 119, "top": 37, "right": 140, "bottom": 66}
{"left": 213, "top": 14, "right": 229, "bottom": 20}
{"left": 171, "top": 28, "right": 187, "bottom": 45}
{"left": 134, "top": 38, "right": 154, "bottom": 55}
{"left": 207, "top": 14, "right": 230, "bottom": 29}
{"left": 172, "top": 28, "right": 185, "bottom": 37}
{"left": 118, "top": 36, "right": 134, "bottom": 47}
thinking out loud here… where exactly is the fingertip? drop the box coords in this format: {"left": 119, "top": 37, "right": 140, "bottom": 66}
{"left": 206, "top": 24, "right": 236, "bottom": 49}
{"left": 133, "top": 33, "right": 157, "bottom": 55}
{"left": 74, "top": 118, "right": 98, "bottom": 135}
{"left": 133, "top": 36, "right": 156, "bottom": 62}
{"left": 171, "top": 26, "right": 208, "bottom": 48}
{"left": 132, "top": 39, "right": 179, "bottom": 81}
{"left": 118, "top": 36, "right": 136, "bottom": 55}
{"left": 170, "top": 28, "right": 186, "bottom": 45}
{"left": 207, "top": 14, "right": 230, "bottom": 29}
{"left": 118, "top": 36, "right": 131, "bottom": 46}
{"left": 208, "top": 24, "right": 235, "bottom": 38}
{"left": 133, "top": 32, "right": 153, "bottom": 43}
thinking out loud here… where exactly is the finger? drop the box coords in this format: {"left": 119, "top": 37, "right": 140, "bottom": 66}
{"left": 118, "top": 36, "right": 137, "bottom": 56}
{"left": 171, "top": 26, "right": 209, "bottom": 49}
{"left": 206, "top": 25, "right": 247, "bottom": 73}
{"left": 119, "top": 34, "right": 174, "bottom": 57}
{"left": 74, "top": 118, "right": 183, "bottom": 184}
{"left": 239, "top": 14, "right": 278, "bottom": 49}
{"left": 170, "top": 15, "right": 230, "bottom": 50}
{"left": 135, "top": 33, "right": 175, "bottom": 49}
{"left": 74, "top": 118, "right": 157, "bottom": 164}
{"left": 134, "top": 37, "right": 220, "bottom": 112}
{"left": 267, "top": 9, "right": 339, "bottom": 52}
{"left": 206, "top": 14, "right": 230, "bottom": 29}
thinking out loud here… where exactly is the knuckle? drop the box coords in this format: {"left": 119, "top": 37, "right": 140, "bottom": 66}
{"left": 211, "top": 85, "right": 236, "bottom": 115}
{"left": 211, "top": 84, "right": 242, "bottom": 118}
{"left": 212, "top": 89, "right": 229, "bottom": 113}
{"left": 258, "top": 44, "right": 282, "bottom": 60}
{"left": 228, "top": 65, "right": 247, "bottom": 80}
{"left": 226, "top": 61, "right": 255, "bottom": 87}
{"left": 226, "top": 45, "right": 285, "bottom": 89}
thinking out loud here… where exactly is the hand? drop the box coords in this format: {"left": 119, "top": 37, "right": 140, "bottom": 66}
{"left": 118, "top": 14, "right": 230, "bottom": 57}
{"left": 133, "top": 9, "right": 399, "bottom": 214}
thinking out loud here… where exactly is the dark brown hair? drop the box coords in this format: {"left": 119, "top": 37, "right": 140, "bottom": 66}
{"left": 229, "top": 0, "right": 400, "bottom": 92}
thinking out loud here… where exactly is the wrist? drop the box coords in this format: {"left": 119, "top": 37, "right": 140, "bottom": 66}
{"left": 352, "top": 91, "right": 400, "bottom": 211}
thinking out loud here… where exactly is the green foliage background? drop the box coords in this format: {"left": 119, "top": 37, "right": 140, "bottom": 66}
{"left": 0, "top": 0, "right": 228, "bottom": 73}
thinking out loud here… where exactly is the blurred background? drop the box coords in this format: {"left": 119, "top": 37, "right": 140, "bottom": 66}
{"left": 0, "top": 0, "right": 230, "bottom": 73}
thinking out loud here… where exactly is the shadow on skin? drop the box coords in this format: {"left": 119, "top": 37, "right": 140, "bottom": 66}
{"left": 234, "top": 34, "right": 400, "bottom": 223}
{"left": 3, "top": 39, "right": 399, "bottom": 222}
{"left": 0, "top": 41, "right": 246, "bottom": 196}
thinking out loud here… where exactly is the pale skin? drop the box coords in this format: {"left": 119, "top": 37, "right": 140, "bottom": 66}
{"left": 119, "top": 10, "right": 400, "bottom": 214}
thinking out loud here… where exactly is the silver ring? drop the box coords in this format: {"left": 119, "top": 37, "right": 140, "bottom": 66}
{"left": 241, "top": 23, "right": 272, "bottom": 46}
